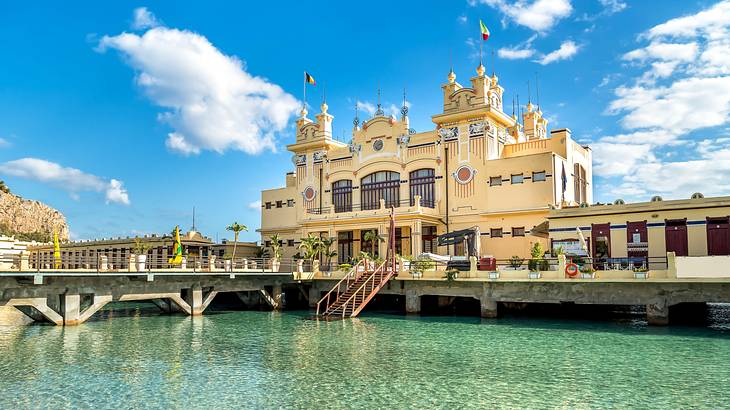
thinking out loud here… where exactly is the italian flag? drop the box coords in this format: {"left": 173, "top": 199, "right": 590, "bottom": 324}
{"left": 480, "top": 20, "right": 490, "bottom": 41}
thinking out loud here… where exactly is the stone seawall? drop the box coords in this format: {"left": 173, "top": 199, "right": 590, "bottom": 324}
{"left": 0, "top": 192, "right": 68, "bottom": 240}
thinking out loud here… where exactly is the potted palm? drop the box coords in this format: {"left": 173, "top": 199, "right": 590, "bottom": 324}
{"left": 132, "top": 237, "right": 150, "bottom": 272}
{"left": 319, "top": 237, "right": 337, "bottom": 274}
{"left": 363, "top": 229, "right": 383, "bottom": 269}
{"left": 269, "top": 234, "right": 282, "bottom": 272}
{"left": 633, "top": 266, "right": 649, "bottom": 279}
{"left": 226, "top": 221, "right": 248, "bottom": 269}
{"left": 580, "top": 264, "right": 596, "bottom": 279}
{"left": 528, "top": 242, "right": 543, "bottom": 279}
{"left": 298, "top": 234, "right": 322, "bottom": 273}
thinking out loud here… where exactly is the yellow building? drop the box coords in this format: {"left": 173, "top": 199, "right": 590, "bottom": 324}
{"left": 548, "top": 195, "right": 730, "bottom": 268}
{"left": 260, "top": 64, "right": 592, "bottom": 263}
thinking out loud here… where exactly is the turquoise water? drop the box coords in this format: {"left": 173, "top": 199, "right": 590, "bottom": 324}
{"left": 1, "top": 305, "right": 730, "bottom": 409}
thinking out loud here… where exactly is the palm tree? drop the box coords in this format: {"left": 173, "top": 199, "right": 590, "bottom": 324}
{"left": 363, "top": 229, "right": 383, "bottom": 258}
{"left": 320, "top": 237, "right": 337, "bottom": 269}
{"left": 269, "top": 234, "right": 282, "bottom": 260}
{"left": 226, "top": 222, "right": 248, "bottom": 260}
{"left": 297, "top": 233, "right": 320, "bottom": 261}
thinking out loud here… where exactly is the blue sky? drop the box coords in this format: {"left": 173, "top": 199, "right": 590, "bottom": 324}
{"left": 1, "top": 1, "right": 729, "bottom": 241}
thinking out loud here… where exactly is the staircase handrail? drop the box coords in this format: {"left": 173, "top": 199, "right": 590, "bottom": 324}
{"left": 337, "top": 260, "right": 394, "bottom": 318}
{"left": 316, "top": 259, "right": 367, "bottom": 315}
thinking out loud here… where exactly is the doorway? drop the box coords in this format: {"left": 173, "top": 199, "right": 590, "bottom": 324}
{"left": 591, "top": 223, "right": 611, "bottom": 265}
{"left": 707, "top": 217, "right": 730, "bottom": 256}
{"left": 665, "top": 219, "right": 688, "bottom": 256}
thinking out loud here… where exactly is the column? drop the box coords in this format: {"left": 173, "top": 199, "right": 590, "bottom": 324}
{"left": 480, "top": 297, "right": 498, "bottom": 318}
{"left": 405, "top": 290, "right": 421, "bottom": 314}
{"left": 308, "top": 286, "right": 321, "bottom": 308}
{"left": 63, "top": 293, "right": 81, "bottom": 326}
{"left": 190, "top": 285, "right": 204, "bottom": 316}
{"left": 647, "top": 300, "right": 669, "bottom": 325}
{"left": 412, "top": 220, "right": 423, "bottom": 256}
{"left": 272, "top": 284, "right": 284, "bottom": 311}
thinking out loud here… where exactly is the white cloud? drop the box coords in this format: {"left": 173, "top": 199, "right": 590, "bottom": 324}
{"left": 594, "top": 1, "right": 730, "bottom": 201}
{"left": 598, "top": 0, "right": 626, "bottom": 15}
{"left": 97, "top": 10, "right": 300, "bottom": 156}
{"left": 0, "top": 158, "right": 130, "bottom": 205}
{"left": 498, "top": 46, "right": 535, "bottom": 59}
{"left": 458, "top": 15, "right": 468, "bottom": 24}
{"left": 131, "top": 7, "right": 160, "bottom": 30}
{"left": 476, "top": 0, "right": 572, "bottom": 32}
{"left": 0, "top": 137, "right": 10, "bottom": 148}
{"left": 536, "top": 40, "right": 579, "bottom": 64}
{"left": 248, "top": 200, "right": 261, "bottom": 210}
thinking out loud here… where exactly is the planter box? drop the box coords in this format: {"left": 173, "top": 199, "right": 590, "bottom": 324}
{"left": 488, "top": 271, "right": 500, "bottom": 279}
{"left": 411, "top": 272, "right": 423, "bottom": 279}
{"left": 136, "top": 254, "right": 147, "bottom": 272}
{"left": 528, "top": 272, "right": 541, "bottom": 279}
{"left": 634, "top": 272, "right": 649, "bottom": 279}
{"left": 580, "top": 272, "right": 595, "bottom": 279}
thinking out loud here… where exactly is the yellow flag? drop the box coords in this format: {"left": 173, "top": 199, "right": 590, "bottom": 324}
{"left": 53, "top": 228, "right": 61, "bottom": 269}
{"left": 168, "top": 225, "right": 183, "bottom": 265}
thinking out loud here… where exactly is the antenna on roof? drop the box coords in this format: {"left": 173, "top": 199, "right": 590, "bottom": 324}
{"left": 527, "top": 80, "right": 531, "bottom": 104}
{"left": 192, "top": 206, "right": 196, "bottom": 231}
{"left": 535, "top": 72, "right": 541, "bottom": 108}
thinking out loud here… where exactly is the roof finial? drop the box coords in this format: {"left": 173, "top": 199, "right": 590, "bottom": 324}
{"left": 401, "top": 88, "right": 409, "bottom": 120}
{"left": 353, "top": 101, "right": 360, "bottom": 128}
{"left": 320, "top": 83, "right": 328, "bottom": 113}
{"left": 448, "top": 67, "right": 456, "bottom": 83}
{"left": 375, "top": 85, "right": 384, "bottom": 116}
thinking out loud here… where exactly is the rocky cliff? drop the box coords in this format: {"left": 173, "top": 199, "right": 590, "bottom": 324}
{"left": 0, "top": 191, "right": 69, "bottom": 241}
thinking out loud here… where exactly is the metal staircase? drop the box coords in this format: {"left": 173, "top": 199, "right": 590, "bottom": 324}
{"left": 316, "top": 209, "right": 398, "bottom": 318}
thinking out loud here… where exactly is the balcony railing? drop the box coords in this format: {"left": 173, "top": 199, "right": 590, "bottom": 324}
{"left": 306, "top": 199, "right": 435, "bottom": 215}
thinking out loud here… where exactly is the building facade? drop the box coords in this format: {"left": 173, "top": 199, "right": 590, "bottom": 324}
{"left": 548, "top": 195, "right": 730, "bottom": 264}
{"left": 260, "top": 65, "right": 593, "bottom": 262}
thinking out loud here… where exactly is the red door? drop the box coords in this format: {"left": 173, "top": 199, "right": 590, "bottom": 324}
{"left": 626, "top": 221, "right": 648, "bottom": 260}
{"left": 665, "top": 220, "right": 688, "bottom": 256}
{"left": 591, "top": 223, "right": 611, "bottom": 263}
{"left": 707, "top": 217, "right": 730, "bottom": 256}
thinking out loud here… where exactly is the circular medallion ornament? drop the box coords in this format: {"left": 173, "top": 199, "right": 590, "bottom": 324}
{"left": 303, "top": 186, "right": 316, "bottom": 202}
{"left": 454, "top": 165, "right": 476, "bottom": 184}
{"left": 373, "top": 139, "right": 384, "bottom": 151}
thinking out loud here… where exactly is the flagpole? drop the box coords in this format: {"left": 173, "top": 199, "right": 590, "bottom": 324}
{"left": 303, "top": 71, "right": 306, "bottom": 113}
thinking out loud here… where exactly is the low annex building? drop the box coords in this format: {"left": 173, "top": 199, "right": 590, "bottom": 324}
{"left": 260, "top": 64, "right": 593, "bottom": 262}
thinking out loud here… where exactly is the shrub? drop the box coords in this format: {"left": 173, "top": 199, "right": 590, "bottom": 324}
{"left": 509, "top": 256, "right": 524, "bottom": 268}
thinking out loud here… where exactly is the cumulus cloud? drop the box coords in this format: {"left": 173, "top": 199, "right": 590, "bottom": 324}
{"left": 595, "top": 1, "right": 730, "bottom": 200}
{"left": 97, "top": 9, "right": 300, "bottom": 155}
{"left": 536, "top": 40, "right": 579, "bottom": 64}
{"left": 475, "top": 0, "right": 572, "bottom": 32}
{"left": 248, "top": 200, "right": 262, "bottom": 210}
{"left": 0, "top": 158, "right": 130, "bottom": 205}
{"left": 131, "top": 7, "right": 160, "bottom": 30}
{"left": 498, "top": 46, "right": 536, "bottom": 59}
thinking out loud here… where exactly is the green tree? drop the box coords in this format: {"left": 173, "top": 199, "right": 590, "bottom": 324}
{"left": 320, "top": 236, "right": 337, "bottom": 268}
{"left": 297, "top": 233, "right": 323, "bottom": 261}
{"left": 363, "top": 229, "right": 383, "bottom": 258}
{"left": 269, "top": 234, "right": 282, "bottom": 260}
{"left": 225, "top": 222, "right": 248, "bottom": 259}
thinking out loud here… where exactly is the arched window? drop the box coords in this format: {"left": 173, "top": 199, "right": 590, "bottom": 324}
{"left": 361, "top": 171, "right": 400, "bottom": 210}
{"left": 332, "top": 180, "right": 352, "bottom": 213}
{"left": 409, "top": 168, "right": 435, "bottom": 208}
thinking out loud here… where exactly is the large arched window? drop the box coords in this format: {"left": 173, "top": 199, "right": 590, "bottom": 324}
{"left": 409, "top": 168, "right": 435, "bottom": 208}
{"left": 361, "top": 171, "right": 400, "bottom": 210}
{"left": 332, "top": 180, "right": 352, "bottom": 213}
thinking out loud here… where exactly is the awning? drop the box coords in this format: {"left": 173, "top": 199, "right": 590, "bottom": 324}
{"left": 530, "top": 221, "right": 549, "bottom": 238}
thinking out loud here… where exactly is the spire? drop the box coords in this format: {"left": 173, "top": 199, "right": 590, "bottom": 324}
{"left": 401, "top": 88, "right": 409, "bottom": 120}
{"left": 375, "top": 86, "right": 384, "bottom": 116}
{"left": 448, "top": 68, "right": 456, "bottom": 84}
{"left": 353, "top": 101, "right": 360, "bottom": 128}
{"left": 320, "top": 84, "right": 328, "bottom": 114}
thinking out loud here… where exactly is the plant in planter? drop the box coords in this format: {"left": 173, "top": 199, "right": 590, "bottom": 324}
{"left": 225, "top": 221, "right": 248, "bottom": 261}
{"left": 509, "top": 256, "right": 524, "bottom": 270}
{"left": 633, "top": 266, "right": 649, "bottom": 279}
{"left": 408, "top": 256, "right": 435, "bottom": 278}
{"left": 298, "top": 234, "right": 323, "bottom": 272}
{"left": 319, "top": 237, "right": 337, "bottom": 273}
{"left": 580, "top": 264, "right": 596, "bottom": 279}
{"left": 444, "top": 268, "right": 459, "bottom": 282}
{"left": 528, "top": 242, "right": 544, "bottom": 279}
{"left": 132, "top": 237, "right": 151, "bottom": 271}
{"left": 269, "top": 234, "right": 283, "bottom": 272}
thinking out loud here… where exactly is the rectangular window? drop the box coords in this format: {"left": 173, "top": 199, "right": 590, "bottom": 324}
{"left": 287, "top": 199, "right": 294, "bottom": 207}
{"left": 287, "top": 239, "right": 295, "bottom": 247}
{"left": 276, "top": 200, "right": 283, "bottom": 208}
{"left": 265, "top": 240, "right": 272, "bottom": 247}
{"left": 490, "top": 228, "right": 503, "bottom": 238}
{"left": 489, "top": 176, "right": 502, "bottom": 186}
{"left": 532, "top": 171, "right": 546, "bottom": 182}
{"left": 511, "top": 174, "right": 524, "bottom": 184}
{"left": 265, "top": 202, "right": 272, "bottom": 210}
{"left": 512, "top": 227, "right": 525, "bottom": 237}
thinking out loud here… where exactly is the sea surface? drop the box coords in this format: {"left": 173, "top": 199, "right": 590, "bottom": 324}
{"left": 1, "top": 304, "right": 729, "bottom": 409}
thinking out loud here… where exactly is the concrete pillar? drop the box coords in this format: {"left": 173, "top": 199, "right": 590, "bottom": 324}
{"left": 208, "top": 254, "right": 217, "bottom": 272}
{"left": 99, "top": 255, "right": 108, "bottom": 271}
{"left": 272, "top": 284, "right": 284, "bottom": 311}
{"left": 63, "top": 293, "right": 81, "bottom": 326}
{"left": 558, "top": 254, "right": 567, "bottom": 277}
{"left": 19, "top": 251, "right": 30, "bottom": 271}
{"left": 480, "top": 297, "right": 498, "bottom": 318}
{"left": 405, "top": 291, "right": 421, "bottom": 314}
{"left": 190, "top": 286, "right": 204, "bottom": 316}
{"left": 412, "top": 220, "right": 423, "bottom": 256}
{"left": 308, "top": 287, "right": 321, "bottom": 308}
{"left": 469, "top": 256, "right": 478, "bottom": 278}
{"left": 667, "top": 252, "right": 677, "bottom": 278}
{"left": 647, "top": 301, "right": 669, "bottom": 326}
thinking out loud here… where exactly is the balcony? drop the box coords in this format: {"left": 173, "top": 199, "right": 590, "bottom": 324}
{"left": 304, "top": 197, "right": 439, "bottom": 221}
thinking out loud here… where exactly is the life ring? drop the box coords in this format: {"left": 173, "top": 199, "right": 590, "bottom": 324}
{"left": 565, "top": 263, "right": 579, "bottom": 277}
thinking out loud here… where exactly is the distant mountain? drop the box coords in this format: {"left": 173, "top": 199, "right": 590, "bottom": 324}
{"left": 0, "top": 183, "right": 69, "bottom": 242}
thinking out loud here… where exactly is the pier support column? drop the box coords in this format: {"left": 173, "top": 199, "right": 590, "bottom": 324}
{"left": 308, "top": 287, "right": 321, "bottom": 308}
{"left": 480, "top": 297, "right": 498, "bottom": 318}
{"left": 647, "top": 300, "right": 669, "bottom": 326}
{"left": 405, "top": 291, "right": 421, "bottom": 314}
{"left": 190, "top": 286, "right": 204, "bottom": 316}
{"left": 63, "top": 293, "right": 81, "bottom": 326}
{"left": 272, "top": 285, "right": 284, "bottom": 311}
